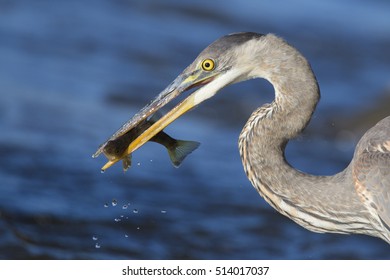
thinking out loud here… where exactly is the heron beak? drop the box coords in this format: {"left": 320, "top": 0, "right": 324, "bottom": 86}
{"left": 99, "top": 69, "right": 221, "bottom": 171}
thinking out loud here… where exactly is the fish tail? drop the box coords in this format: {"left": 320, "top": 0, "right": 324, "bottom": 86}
{"left": 167, "top": 140, "right": 200, "bottom": 168}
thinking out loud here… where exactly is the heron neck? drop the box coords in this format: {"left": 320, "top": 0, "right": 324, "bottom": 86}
{"left": 238, "top": 38, "right": 371, "bottom": 234}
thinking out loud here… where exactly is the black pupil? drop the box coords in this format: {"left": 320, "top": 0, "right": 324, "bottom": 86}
{"left": 205, "top": 62, "right": 210, "bottom": 68}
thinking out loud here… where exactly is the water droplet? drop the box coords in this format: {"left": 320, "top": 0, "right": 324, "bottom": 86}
{"left": 112, "top": 199, "right": 117, "bottom": 207}
{"left": 137, "top": 162, "right": 141, "bottom": 166}
{"left": 95, "top": 243, "right": 101, "bottom": 249}
{"left": 114, "top": 218, "right": 121, "bottom": 222}
{"left": 124, "top": 234, "right": 129, "bottom": 238}
{"left": 92, "top": 236, "right": 98, "bottom": 241}
{"left": 100, "top": 169, "right": 105, "bottom": 174}
{"left": 122, "top": 204, "right": 128, "bottom": 210}
{"left": 161, "top": 210, "right": 167, "bottom": 214}
{"left": 103, "top": 203, "right": 109, "bottom": 208}
{"left": 150, "top": 159, "right": 153, "bottom": 162}
{"left": 136, "top": 226, "right": 140, "bottom": 230}
{"left": 133, "top": 209, "right": 139, "bottom": 214}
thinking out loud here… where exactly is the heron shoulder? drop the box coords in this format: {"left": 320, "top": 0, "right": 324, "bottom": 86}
{"left": 354, "top": 116, "right": 390, "bottom": 156}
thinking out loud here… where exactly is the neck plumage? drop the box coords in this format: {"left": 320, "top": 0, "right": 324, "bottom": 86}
{"left": 238, "top": 34, "right": 373, "bottom": 235}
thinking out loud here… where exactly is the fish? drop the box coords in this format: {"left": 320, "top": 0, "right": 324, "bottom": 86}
{"left": 102, "top": 113, "right": 200, "bottom": 171}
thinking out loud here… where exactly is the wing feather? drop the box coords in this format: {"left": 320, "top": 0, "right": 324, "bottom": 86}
{"left": 353, "top": 139, "right": 390, "bottom": 233}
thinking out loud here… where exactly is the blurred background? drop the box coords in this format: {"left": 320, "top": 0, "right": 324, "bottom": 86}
{"left": 0, "top": 0, "right": 389, "bottom": 259}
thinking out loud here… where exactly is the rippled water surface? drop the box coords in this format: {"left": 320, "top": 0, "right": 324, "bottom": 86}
{"left": 1, "top": 0, "right": 390, "bottom": 259}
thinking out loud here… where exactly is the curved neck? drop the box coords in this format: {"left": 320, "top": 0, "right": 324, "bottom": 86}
{"left": 238, "top": 35, "right": 372, "bottom": 235}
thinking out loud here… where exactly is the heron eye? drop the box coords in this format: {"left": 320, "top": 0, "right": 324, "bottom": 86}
{"left": 201, "top": 59, "right": 215, "bottom": 71}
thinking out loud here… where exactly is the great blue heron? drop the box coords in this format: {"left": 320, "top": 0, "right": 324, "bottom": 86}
{"left": 95, "top": 33, "right": 390, "bottom": 244}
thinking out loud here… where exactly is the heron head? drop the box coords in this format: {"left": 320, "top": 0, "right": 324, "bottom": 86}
{"left": 100, "top": 32, "right": 265, "bottom": 170}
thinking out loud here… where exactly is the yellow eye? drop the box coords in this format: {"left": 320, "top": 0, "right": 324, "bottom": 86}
{"left": 201, "top": 59, "right": 215, "bottom": 71}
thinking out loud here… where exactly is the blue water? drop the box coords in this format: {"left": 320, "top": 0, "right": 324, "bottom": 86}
{"left": 0, "top": 0, "right": 389, "bottom": 259}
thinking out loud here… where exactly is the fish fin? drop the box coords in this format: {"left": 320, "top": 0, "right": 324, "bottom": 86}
{"left": 167, "top": 140, "right": 200, "bottom": 168}
{"left": 148, "top": 111, "right": 163, "bottom": 123}
{"left": 122, "top": 155, "right": 132, "bottom": 172}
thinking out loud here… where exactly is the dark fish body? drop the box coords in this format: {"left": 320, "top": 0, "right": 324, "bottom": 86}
{"left": 103, "top": 116, "right": 199, "bottom": 171}
{"left": 103, "top": 119, "right": 152, "bottom": 161}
